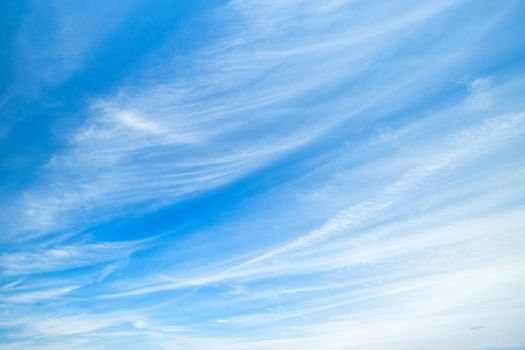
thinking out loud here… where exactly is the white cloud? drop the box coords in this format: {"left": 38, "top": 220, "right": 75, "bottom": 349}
{"left": 4, "top": 0, "right": 461, "bottom": 240}
{"left": 0, "top": 240, "right": 147, "bottom": 275}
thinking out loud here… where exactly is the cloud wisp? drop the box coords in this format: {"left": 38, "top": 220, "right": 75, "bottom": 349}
{"left": 101, "top": 110, "right": 525, "bottom": 298}
{"left": 5, "top": 0, "right": 462, "bottom": 240}
{"left": 1, "top": 1, "right": 525, "bottom": 350}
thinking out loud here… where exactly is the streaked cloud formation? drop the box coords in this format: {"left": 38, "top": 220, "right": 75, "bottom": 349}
{"left": 1, "top": 1, "right": 524, "bottom": 349}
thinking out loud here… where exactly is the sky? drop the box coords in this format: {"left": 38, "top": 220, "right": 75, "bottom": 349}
{"left": 1, "top": 0, "right": 525, "bottom": 349}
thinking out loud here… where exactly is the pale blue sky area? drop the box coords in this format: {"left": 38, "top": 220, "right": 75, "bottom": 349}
{"left": 1, "top": 1, "right": 525, "bottom": 349}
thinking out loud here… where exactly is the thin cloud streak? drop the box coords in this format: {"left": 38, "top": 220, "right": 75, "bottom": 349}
{"left": 0, "top": 240, "right": 148, "bottom": 276}
{"left": 6, "top": 0, "right": 460, "bottom": 240}
{"left": 1, "top": 1, "right": 525, "bottom": 349}
{"left": 102, "top": 111, "right": 525, "bottom": 299}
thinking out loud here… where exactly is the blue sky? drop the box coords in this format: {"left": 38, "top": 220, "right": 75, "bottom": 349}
{"left": 1, "top": 1, "right": 525, "bottom": 349}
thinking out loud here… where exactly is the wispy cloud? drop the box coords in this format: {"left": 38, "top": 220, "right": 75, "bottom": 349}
{"left": 101, "top": 110, "right": 525, "bottom": 298}
{"left": 2, "top": 1, "right": 525, "bottom": 349}
{"left": 229, "top": 112, "right": 525, "bottom": 268}
{"left": 2, "top": 285, "right": 80, "bottom": 304}
{"left": 0, "top": 240, "right": 147, "bottom": 276}
{"left": 4, "top": 0, "right": 462, "bottom": 240}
